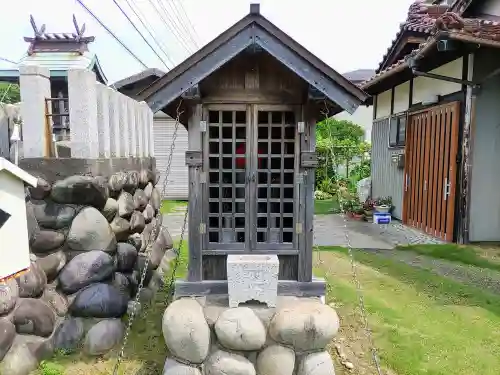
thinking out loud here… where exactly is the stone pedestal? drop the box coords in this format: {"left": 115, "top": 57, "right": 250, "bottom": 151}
{"left": 227, "top": 254, "right": 279, "bottom": 308}
{"left": 161, "top": 296, "right": 340, "bottom": 375}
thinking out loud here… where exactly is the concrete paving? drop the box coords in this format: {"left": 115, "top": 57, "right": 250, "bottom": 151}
{"left": 313, "top": 214, "right": 442, "bottom": 249}
{"left": 163, "top": 209, "right": 442, "bottom": 249}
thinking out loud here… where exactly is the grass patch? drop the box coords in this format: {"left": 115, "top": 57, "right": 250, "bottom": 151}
{"left": 396, "top": 243, "right": 500, "bottom": 272}
{"left": 315, "top": 198, "right": 341, "bottom": 215}
{"left": 315, "top": 246, "right": 500, "bottom": 375}
{"left": 34, "top": 241, "right": 189, "bottom": 375}
{"left": 159, "top": 200, "right": 187, "bottom": 214}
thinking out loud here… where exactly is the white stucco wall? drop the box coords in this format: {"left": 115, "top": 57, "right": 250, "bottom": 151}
{"left": 334, "top": 105, "right": 373, "bottom": 142}
{"left": 374, "top": 57, "right": 463, "bottom": 119}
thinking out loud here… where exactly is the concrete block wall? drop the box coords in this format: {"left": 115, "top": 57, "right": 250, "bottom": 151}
{"left": 18, "top": 67, "right": 155, "bottom": 159}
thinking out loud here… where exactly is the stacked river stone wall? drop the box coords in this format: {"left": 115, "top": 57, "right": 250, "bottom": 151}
{"left": 0, "top": 169, "right": 175, "bottom": 375}
{"left": 161, "top": 296, "right": 340, "bottom": 375}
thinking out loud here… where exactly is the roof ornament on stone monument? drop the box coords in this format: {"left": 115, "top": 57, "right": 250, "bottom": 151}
{"left": 24, "top": 14, "right": 95, "bottom": 55}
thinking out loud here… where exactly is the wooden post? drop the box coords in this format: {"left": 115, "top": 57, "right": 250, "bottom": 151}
{"left": 458, "top": 54, "right": 475, "bottom": 244}
{"left": 187, "top": 104, "right": 203, "bottom": 281}
{"left": 298, "top": 105, "right": 315, "bottom": 282}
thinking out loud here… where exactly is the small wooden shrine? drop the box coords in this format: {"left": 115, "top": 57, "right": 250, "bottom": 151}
{"left": 139, "top": 4, "right": 369, "bottom": 296}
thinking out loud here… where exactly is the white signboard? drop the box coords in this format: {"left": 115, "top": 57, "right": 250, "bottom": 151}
{"left": 0, "top": 157, "right": 37, "bottom": 281}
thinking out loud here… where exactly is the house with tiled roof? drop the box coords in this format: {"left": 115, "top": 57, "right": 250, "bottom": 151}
{"left": 363, "top": 0, "right": 500, "bottom": 244}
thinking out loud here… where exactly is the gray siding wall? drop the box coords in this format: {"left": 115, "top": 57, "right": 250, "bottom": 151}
{"left": 469, "top": 50, "right": 500, "bottom": 241}
{"left": 153, "top": 114, "right": 189, "bottom": 200}
{"left": 371, "top": 118, "right": 405, "bottom": 219}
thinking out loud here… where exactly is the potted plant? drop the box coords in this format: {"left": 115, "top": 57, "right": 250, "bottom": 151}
{"left": 352, "top": 206, "right": 364, "bottom": 220}
{"left": 363, "top": 199, "right": 375, "bottom": 217}
{"left": 374, "top": 196, "right": 393, "bottom": 214}
{"left": 341, "top": 197, "right": 359, "bottom": 217}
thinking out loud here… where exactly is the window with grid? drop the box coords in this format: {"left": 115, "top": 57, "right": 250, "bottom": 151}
{"left": 256, "top": 110, "right": 296, "bottom": 245}
{"left": 389, "top": 113, "right": 407, "bottom": 147}
{"left": 207, "top": 110, "right": 248, "bottom": 246}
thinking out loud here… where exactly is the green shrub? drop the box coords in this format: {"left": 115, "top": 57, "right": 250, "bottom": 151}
{"left": 39, "top": 361, "right": 64, "bottom": 375}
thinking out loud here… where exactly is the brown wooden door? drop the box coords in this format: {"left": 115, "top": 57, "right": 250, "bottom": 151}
{"left": 402, "top": 102, "right": 460, "bottom": 241}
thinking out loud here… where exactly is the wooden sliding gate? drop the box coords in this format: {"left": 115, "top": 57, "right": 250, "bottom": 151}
{"left": 402, "top": 102, "right": 460, "bottom": 241}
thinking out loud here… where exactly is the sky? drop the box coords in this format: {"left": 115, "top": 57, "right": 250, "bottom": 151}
{"left": 0, "top": 0, "right": 416, "bottom": 84}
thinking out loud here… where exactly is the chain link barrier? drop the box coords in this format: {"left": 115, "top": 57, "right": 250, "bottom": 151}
{"left": 315, "top": 111, "right": 384, "bottom": 375}
{"left": 112, "top": 101, "right": 187, "bottom": 375}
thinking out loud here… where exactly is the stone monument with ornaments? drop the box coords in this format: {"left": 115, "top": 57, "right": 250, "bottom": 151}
{"left": 161, "top": 254, "right": 340, "bottom": 375}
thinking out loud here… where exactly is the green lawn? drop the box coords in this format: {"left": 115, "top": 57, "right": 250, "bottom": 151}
{"left": 35, "top": 237, "right": 500, "bottom": 375}
{"left": 163, "top": 198, "right": 337, "bottom": 216}
{"left": 315, "top": 198, "right": 341, "bottom": 215}
{"left": 315, "top": 246, "right": 500, "bottom": 375}
{"left": 159, "top": 200, "right": 187, "bottom": 214}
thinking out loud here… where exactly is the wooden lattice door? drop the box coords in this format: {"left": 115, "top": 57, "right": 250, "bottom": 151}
{"left": 205, "top": 105, "right": 250, "bottom": 250}
{"left": 252, "top": 106, "right": 298, "bottom": 251}
{"left": 203, "top": 105, "right": 299, "bottom": 251}
{"left": 403, "top": 102, "right": 460, "bottom": 241}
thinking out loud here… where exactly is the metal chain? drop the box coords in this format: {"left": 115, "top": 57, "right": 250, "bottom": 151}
{"left": 316, "top": 117, "right": 383, "bottom": 375}
{"left": 113, "top": 100, "right": 187, "bottom": 375}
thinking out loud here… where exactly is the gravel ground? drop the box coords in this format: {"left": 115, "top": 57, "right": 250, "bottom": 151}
{"left": 372, "top": 249, "right": 500, "bottom": 295}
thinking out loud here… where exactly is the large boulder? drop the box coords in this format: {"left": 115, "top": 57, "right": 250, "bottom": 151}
{"left": 15, "top": 262, "right": 46, "bottom": 298}
{"left": 130, "top": 211, "right": 146, "bottom": 234}
{"left": 51, "top": 175, "right": 108, "bottom": 209}
{"left": 148, "top": 227, "right": 174, "bottom": 269}
{"left": 108, "top": 172, "right": 127, "bottom": 193}
{"left": 66, "top": 207, "right": 117, "bottom": 252}
{"left": 0, "top": 279, "right": 19, "bottom": 316}
{"left": 268, "top": 301, "right": 339, "bottom": 351}
{"left": 0, "top": 318, "right": 16, "bottom": 361}
{"left": 13, "top": 298, "right": 56, "bottom": 337}
{"left": 29, "top": 177, "right": 51, "bottom": 200}
{"left": 150, "top": 188, "right": 161, "bottom": 211}
{"left": 30, "top": 230, "right": 65, "bottom": 254}
{"left": 31, "top": 200, "right": 76, "bottom": 230}
{"left": 116, "top": 242, "right": 138, "bottom": 272}
{"left": 139, "top": 169, "right": 154, "bottom": 189}
{"left": 25, "top": 202, "right": 40, "bottom": 243}
{"left": 58, "top": 250, "right": 115, "bottom": 294}
{"left": 34, "top": 250, "right": 66, "bottom": 282}
{"left": 204, "top": 350, "right": 256, "bottom": 375}
{"left": 69, "top": 283, "right": 129, "bottom": 318}
{"left": 110, "top": 216, "right": 131, "bottom": 241}
{"left": 297, "top": 352, "right": 336, "bottom": 375}
{"left": 117, "top": 192, "right": 135, "bottom": 218}
{"left": 256, "top": 345, "right": 295, "bottom": 375}
{"left": 53, "top": 317, "right": 85, "bottom": 352}
{"left": 144, "top": 182, "right": 153, "bottom": 199}
{"left": 110, "top": 272, "right": 131, "bottom": 296}
{"left": 162, "top": 299, "right": 210, "bottom": 364}
{"left": 134, "top": 254, "right": 155, "bottom": 284}
{"left": 215, "top": 307, "right": 266, "bottom": 351}
{"left": 143, "top": 204, "right": 155, "bottom": 223}
{"left": 123, "top": 171, "right": 139, "bottom": 193}
{"left": 133, "top": 189, "right": 148, "bottom": 211}
{"left": 0, "top": 341, "right": 39, "bottom": 375}
{"left": 127, "top": 233, "right": 142, "bottom": 251}
{"left": 162, "top": 358, "right": 201, "bottom": 375}
{"left": 40, "top": 287, "right": 69, "bottom": 317}
{"left": 101, "top": 198, "right": 118, "bottom": 222}
{"left": 83, "top": 319, "right": 124, "bottom": 355}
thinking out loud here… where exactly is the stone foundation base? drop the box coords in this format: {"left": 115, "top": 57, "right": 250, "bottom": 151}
{"left": 161, "top": 296, "right": 340, "bottom": 375}
{"left": 0, "top": 167, "right": 173, "bottom": 375}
